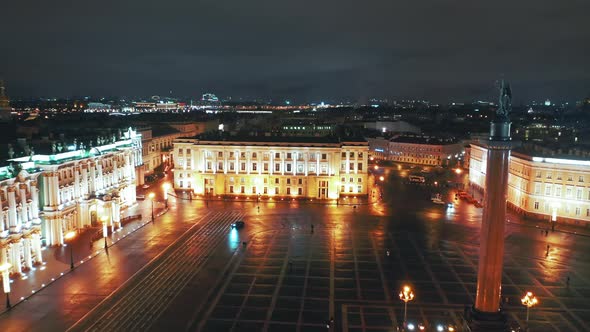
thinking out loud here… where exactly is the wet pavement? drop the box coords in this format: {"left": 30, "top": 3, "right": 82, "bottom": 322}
{"left": 0, "top": 168, "right": 588, "bottom": 331}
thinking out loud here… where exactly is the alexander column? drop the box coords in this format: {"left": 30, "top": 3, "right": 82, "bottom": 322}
{"left": 467, "top": 81, "right": 513, "bottom": 331}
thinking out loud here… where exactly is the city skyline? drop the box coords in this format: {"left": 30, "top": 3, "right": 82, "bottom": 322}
{"left": 1, "top": 1, "right": 589, "bottom": 103}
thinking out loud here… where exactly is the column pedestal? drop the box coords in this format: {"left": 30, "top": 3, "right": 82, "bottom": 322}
{"left": 466, "top": 306, "right": 509, "bottom": 332}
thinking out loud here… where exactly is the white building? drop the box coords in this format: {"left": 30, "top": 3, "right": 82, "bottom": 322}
{"left": 368, "top": 134, "right": 464, "bottom": 166}
{"left": 173, "top": 137, "right": 369, "bottom": 199}
{"left": 4, "top": 129, "right": 142, "bottom": 256}
{"left": 470, "top": 143, "right": 590, "bottom": 226}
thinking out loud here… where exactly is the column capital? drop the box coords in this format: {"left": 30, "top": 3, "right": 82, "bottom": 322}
{"left": 30, "top": 180, "right": 37, "bottom": 187}
{"left": 7, "top": 186, "right": 16, "bottom": 193}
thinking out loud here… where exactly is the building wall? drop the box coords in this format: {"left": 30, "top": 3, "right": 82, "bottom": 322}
{"left": 172, "top": 139, "right": 369, "bottom": 199}
{"left": 469, "top": 143, "right": 590, "bottom": 225}
{"left": 0, "top": 170, "right": 44, "bottom": 275}
{"left": 388, "top": 141, "right": 464, "bottom": 166}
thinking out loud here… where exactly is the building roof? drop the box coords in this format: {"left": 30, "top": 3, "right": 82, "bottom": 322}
{"left": 177, "top": 133, "right": 367, "bottom": 147}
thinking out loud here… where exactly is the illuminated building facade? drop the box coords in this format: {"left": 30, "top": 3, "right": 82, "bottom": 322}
{"left": 470, "top": 143, "right": 590, "bottom": 225}
{"left": 172, "top": 137, "right": 369, "bottom": 199}
{"left": 0, "top": 167, "right": 44, "bottom": 275}
{"left": 368, "top": 135, "right": 464, "bottom": 166}
{"left": 6, "top": 128, "right": 142, "bottom": 254}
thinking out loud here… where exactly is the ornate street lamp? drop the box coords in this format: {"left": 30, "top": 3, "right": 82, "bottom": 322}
{"left": 399, "top": 285, "right": 415, "bottom": 328}
{"left": 162, "top": 182, "right": 170, "bottom": 208}
{"left": 148, "top": 192, "right": 155, "bottom": 222}
{"left": 101, "top": 215, "right": 109, "bottom": 250}
{"left": 0, "top": 262, "right": 12, "bottom": 309}
{"left": 64, "top": 231, "right": 77, "bottom": 269}
{"left": 521, "top": 291, "right": 538, "bottom": 329}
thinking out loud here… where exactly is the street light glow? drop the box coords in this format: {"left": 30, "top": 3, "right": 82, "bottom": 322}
{"left": 379, "top": 176, "right": 384, "bottom": 182}
{"left": 148, "top": 192, "right": 155, "bottom": 200}
{"left": 399, "top": 285, "right": 415, "bottom": 302}
{"left": 521, "top": 291, "right": 538, "bottom": 307}
{"left": 64, "top": 231, "right": 77, "bottom": 240}
{"left": 454, "top": 168, "right": 462, "bottom": 174}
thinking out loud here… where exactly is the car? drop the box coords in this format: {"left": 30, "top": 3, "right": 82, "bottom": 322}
{"left": 136, "top": 194, "right": 145, "bottom": 200}
{"left": 231, "top": 221, "right": 245, "bottom": 229}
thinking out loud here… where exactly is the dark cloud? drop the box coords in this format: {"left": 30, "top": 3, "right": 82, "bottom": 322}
{"left": 1, "top": 0, "right": 589, "bottom": 102}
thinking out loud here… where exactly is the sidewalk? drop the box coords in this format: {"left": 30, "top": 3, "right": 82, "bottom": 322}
{"left": 1, "top": 198, "right": 167, "bottom": 313}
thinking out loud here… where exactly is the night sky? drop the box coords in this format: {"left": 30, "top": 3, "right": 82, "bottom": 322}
{"left": 1, "top": 0, "right": 589, "bottom": 103}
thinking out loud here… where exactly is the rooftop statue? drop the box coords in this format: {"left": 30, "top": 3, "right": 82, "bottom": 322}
{"left": 496, "top": 80, "right": 512, "bottom": 120}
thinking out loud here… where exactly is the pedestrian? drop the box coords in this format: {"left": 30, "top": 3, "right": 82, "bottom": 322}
{"left": 546, "top": 229, "right": 549, "bottom": 236}
{"left": 546, "top": 244, "right": 550, "bottom": 257}
{"left": 311, "top": 224, "right": 314, "bottom": 233}
{"left": 566, "top": 276, "right": 570, "bottom": 287}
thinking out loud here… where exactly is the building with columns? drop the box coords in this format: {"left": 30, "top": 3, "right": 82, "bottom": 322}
{"left": 368, "top": 134, "right": 465, "bottom": 167}
{"left": 0, "top": 167, "right": 44, "bottom": 275}
{"left": 172, "top": 136, "right": 369, "bottom": 200}
{"left": 0, "top": 128, "right": 143, "bottom": 275}
{"left": 470, "top": 143, "right": 590, "bottom": 226}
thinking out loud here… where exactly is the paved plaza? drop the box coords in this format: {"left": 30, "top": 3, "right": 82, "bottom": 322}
{"left": 195, "top": 212, "right": 590, "bottom": 332}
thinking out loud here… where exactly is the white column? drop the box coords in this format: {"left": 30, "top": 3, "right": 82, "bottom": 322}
{"left": 304, "top": 152, "right": 308, "bottom": 176}
{"left": 346, "top": 151, "right": 350, "bottom": 175}
{"left": 19, "top": 184, "right": 28, "bottom": 227}
{"left": 30, "top": 180, "right": 39, "bottom": 220}
{"left": 96, "top": 162, "right": 104, "bottom": 191}
{"left": 74, "top": 166, "right": 80, "bottom": 199}
{"left": 23, "top": 237, "right": 32, "bottom": 270}
{"left": 89, "top": 163, "right": 96, "bottom": 194}
{"left": 270, "top": 151, "right": 274, "bottom": 175}
{"left": 7, "top": 186, "right": 17, "bottom": 232}
{"left": 316, "top": 153, "right": 320, "bottom": 176}
{"left": 0, "top": 193, "right": 4, "bottom": 232}
{"left": 281, "top": 152, "right": 285, "bottom": 175}
{"left": 32, "top": 232, "right": 43, "bottom": 264}
{"left": 11, "top": 242, "right": 22, "bottom": 273}
{"left": 81, "top": 165, "right": 89, "bottom": 197}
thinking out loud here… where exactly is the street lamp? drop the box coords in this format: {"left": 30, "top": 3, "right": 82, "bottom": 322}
{"left": 379, "top": 176, "right": 385, "bottom": 182}
{"left": 162, "top": 182, "right": 170, "bottom": 208}
{"left": 399, "top": 285, "right": 415, "bottom": 328}
{"left": 148, "top": 192, "right": 155, "bottom": 222}
{"left": 64, "top": 231, "right": 77, "bottom": 269}
{"left": 0, "top": 262, "right": 11, "bottom": 309}
{"left": 101, "top": 215, "right": 108, "bottom": 250}
{"left": 521, "top": 291, "right": 538, "bottom": 329}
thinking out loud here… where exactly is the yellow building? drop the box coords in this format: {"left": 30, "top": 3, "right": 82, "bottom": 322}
{"left": 172, "top": 136, "right": 369, "bottom": 199}
{"left": 470, "top": 143, "right": 590, "bottom": 225}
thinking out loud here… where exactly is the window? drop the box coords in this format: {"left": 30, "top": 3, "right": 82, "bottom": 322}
{"left": 287, "top": 187, "right": 291, "bottom": 195}
{"left": 264, "top": 163, "right": 268, "bottom": 171}
{"left": 298, "top": 188, "right": 302, "bottom": 195}
{"left": 178, "top": 149, "right": 183, "bottom": 155}
{"left": 575, "top": 207, "right": 581, "bottom": 216}
{"left": 341, "top": 162, "right": 346, "bottom": 171}
{"left": 350, "top": 152, "right": 354, "bottom": 158}
{"left": 230, "top": 152, "right": 235, "bottom": 158}
{"left": 287, "top": 179, "right": 291, "bottom": 185}
{"left": 252, "top": 163, "right": 257, "bottom": 171}
{"left": 229, "top": 177, "right": 234, "bottom": 183}
{"left": 207, "top": 161, "right": 212, "bottom": 170}
{"left": 546, "top": 172, "right": 552, "bottom": 179}
{"left": 230, "top": 162, "right": 235, "bottom": 171}
{"left": 342, "top": 177, "right": 346, "bottom": 182}
{"left": 587, "top": 209, "right": 590, "bottom": 217}
{"left": 264, "top": 187, "right": 268, "bottom": 194}
{"left": 579, "top": 176, "right": 584, "bottom": 182}
{"left": 555, "top": 185, "right": 562, "bottom": 197}
{"left": 218, "top": 151, "right": 223, "bottom": 158}
{"left": 342, "top": 152, "right": 346, "bottom": 158}
{"left": 566, "top": 187, "right": 573, "bottom": 198}
{"left": 349, "top": 163, "right": 354, "bottom": 171}
{"left": 321, "top": 165, "right": 327, "bottom": 174}
{"left": 241, "top": 163, "right": 246, "bottom": 171}
{"left": 275, "top": 153, "right": 280, "bottom": 159}
{"left": 322, "top": 153, "right": 327, "bottom": 160}
{"left": 358, "top": 152, "right": 363, "bottom": 158}
{"left": 287, "top": 153, "right": 292, "bottom": 159}
{"left": 298, "top": 178, "right": 302, "bottom": 185}
{"left": 535, "top": 171, "right": 541, "bottom": 178}
{"left": 275, "top": 178, "right": 279, "bottom": 184}
{"left": 341, "top": 185, "right": 345, "bottom": 192}
{"left": 534, "top": 183, "right": 541, "bottom": 195}
{"left": 240, "top": 152, "right": 246, "bottom": 159}
{"left": 264, "top": 178, "right": 268, "bottom": 184}
{"left": 252, "top": 187, "right": 256, "bottom": 194}
{"left": 556, "top": 173, "right": 562, "bottom": 180}
{"left": 252, "top": 152, "right": 257, "bottom": 158}
{"left": 297, "top": 164, "right": 303, "bottom": 173}
{"left": 545, "top": 184, "right": 552, "bottom": 196}
{"left": 240, "top": 177, "right": 245, "bottom": 184}
{"left": 286, "top": 164, "right": 292, "bottom": 172}
{"left": 186, "top": 149, "right": 191, "bottom": 155}
{"left": 349, "top": 177, "right": 353, "bottom": 183}
{"left": 534, "top": 201, "right": 539, "bottom": 210}
{"left": 358, "top": 163, "right": 363, "bottom": 171}
{"left": 567, "top": 175, "right": 573, "bottom": 181}
{"left": 576, "top": 188, "right": 583, "bottom": 200}
{"left": 275, "top": 187, "right": 279, "bottom": 195}
{"left": 218, "top": 162, "right": 223, "bottom": 170}
{"left": 275, "top": 164, "right": 280, "bottom": 172}
{"left": 358, "top": 178, "right": 362, "bottom": 183}
{"left": 229, "top": 186, "right": 234, "bottom": 193}
{"left": 357, "top": 185, "right": 362, "bottom": 193}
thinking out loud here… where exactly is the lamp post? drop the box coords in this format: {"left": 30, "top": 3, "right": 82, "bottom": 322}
{"left": 521, "top": 291, "right": 538, "bottom": 330}
{"left": 64, "top": 231, "right": 77, "bottom": 269}
{"left": 101, "top": 215, "right": 108, "bottom": 250}
{"left": 0, "top": 262, "right": 12, "bottom": 309}
{"left": 399, "top": 285, "right": 415, "bottom": 329}
{"left": 148, "top": 192, "right": 155, "bottom": 222}
{"left": 162, "top": 182, "right": 170, "bottom": 208}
